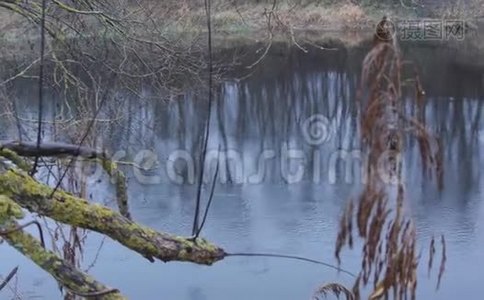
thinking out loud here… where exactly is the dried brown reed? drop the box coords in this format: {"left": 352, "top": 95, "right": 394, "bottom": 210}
{"left": 316, "top": 18, "right": 446, "bottom": 300}
{"left": 314, "top": 282, "right": 356, "bottom": 300}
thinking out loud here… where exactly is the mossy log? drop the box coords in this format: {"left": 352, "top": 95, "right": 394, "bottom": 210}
{"left": 0, "top": 196, "right": 125, "bottom": 299}
{"left": 0, "top": 166, "right": 226, "bottom": 265}
{"left": 0, "top": 148, "right": 31, "bottom": 172}
{"left": 0, "top": 140, "right": 131, "bottom": 219}
{"left": 100, "top": 159, "right": 131, "bottom": 220}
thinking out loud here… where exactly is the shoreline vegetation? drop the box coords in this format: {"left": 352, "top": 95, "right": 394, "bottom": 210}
{"left": 1, "top": 0, "right": 483, "bottom": 74}
{"left": 1, "top": 1, "right": 483, "bottom": 51}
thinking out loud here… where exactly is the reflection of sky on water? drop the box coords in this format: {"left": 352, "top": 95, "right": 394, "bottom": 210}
{"left": 1, "top": 42, "right": 483, "bottom": 299}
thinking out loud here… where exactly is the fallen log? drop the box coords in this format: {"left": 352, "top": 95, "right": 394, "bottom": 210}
{"left": 0, "top": 140, "right": 107, "bottom": 159}
{"left": 0, "top": 195, "right": 126, "bottom": 299}
{"left": 0, "top": 164, "right": 226, "bottom": 265}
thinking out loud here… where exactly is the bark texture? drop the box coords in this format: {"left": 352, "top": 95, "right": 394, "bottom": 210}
{"left": 0, "top": 166, "right": 226, "bottom": 265}
{"left": 0, "top": 147, "right": 226, "bottom": 298}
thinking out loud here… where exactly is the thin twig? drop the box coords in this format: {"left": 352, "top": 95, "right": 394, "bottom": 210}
{"left": 0, "top": 58, "right": 41, "bottom": 86}
{"left": 31, "top": 0, "right": 47, "bottom": 176}
{"left": 192, "top": 0, "right": 214, "bottom": 237}
{"left": 0, "top": 221, "right": 46, "bottom": 249}
{"left": 0, "top": 266, "right": 18, "bottom": 292}
{"left": 246, "top": 0, "right": 276, "bottom": 69}
{"left": 49, "top": 75, "right": 116, "bottom": 198}
{"left": 226, "top": 252, "right": 357, "bottom": 278}
{"left": 195, "top": 146, "right": 220, "bottom": 238}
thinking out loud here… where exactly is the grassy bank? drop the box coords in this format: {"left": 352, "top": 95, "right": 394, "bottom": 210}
{"left": 1, "top": 0, "right": 484, "bottom": 85}
{"left": 142, "top": 0, "right": 484, "bottom": 33}
{"left": 0, "top": 2, "right": 379, "bottom": 43}
{"left": 2, "top": 0, "right": 483, "bottom": 39}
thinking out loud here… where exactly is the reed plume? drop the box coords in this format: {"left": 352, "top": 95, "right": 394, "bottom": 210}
{"left": 317, "top": 17, "right": 446, "bottom": 300}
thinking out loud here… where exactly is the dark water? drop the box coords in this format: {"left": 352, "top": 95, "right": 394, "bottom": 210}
{"left": 1, "top": 40, "right": 483, "bottom": 299}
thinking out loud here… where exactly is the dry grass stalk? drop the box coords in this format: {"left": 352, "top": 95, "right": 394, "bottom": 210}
{"left": 322, "top": 18, "right": 446, "bottom": 300}
{"left": 314, "top": 282, "right": 355, "bottom": 300}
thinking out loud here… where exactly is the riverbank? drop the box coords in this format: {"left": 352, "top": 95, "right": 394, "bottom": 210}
{"left": 0, "top": 2, "right": 386, "bottom": 39}
{"left": 2, "top": 1, "right": 483, "bottom": 40}
{"left": 134, "top": 1, "right": 484, "bottom": 34}
{"left": 1, "top": 0, "right": 484, "bottom": 84}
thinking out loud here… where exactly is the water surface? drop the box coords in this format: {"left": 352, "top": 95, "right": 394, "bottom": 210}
{"left": 1, "top": 40, "right": 483, "bottom": 300}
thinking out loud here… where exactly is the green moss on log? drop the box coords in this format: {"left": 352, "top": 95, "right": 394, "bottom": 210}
{"left": 0, "top": 149, "right": 31, "bottom": 172}
{"left": 0, "top": 196, "right": 125, "bottom": 299}
{"left": 100, "top": 159, "right": 131, "bottom": 220}
{"left": 0, "top": 168, "right": 225, "bottom": 265}
{"left": 0, "top": 195, "right": 24, "bottom": 222}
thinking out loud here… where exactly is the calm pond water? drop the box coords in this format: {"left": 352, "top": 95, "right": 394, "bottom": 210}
{"left": 0, "top": 39, "right": 483, "bottom": 299}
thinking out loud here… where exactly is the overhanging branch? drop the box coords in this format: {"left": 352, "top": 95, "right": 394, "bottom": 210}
{"left": 0, "top": 166, "right": 226, "bottom": 265}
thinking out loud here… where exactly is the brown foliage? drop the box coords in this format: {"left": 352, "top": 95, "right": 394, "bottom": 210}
{"left": 314, "top": 282, "right": 355, "bottom": 300}
{"left": 329, "top": 19, "right": 447, "bottom": 299}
